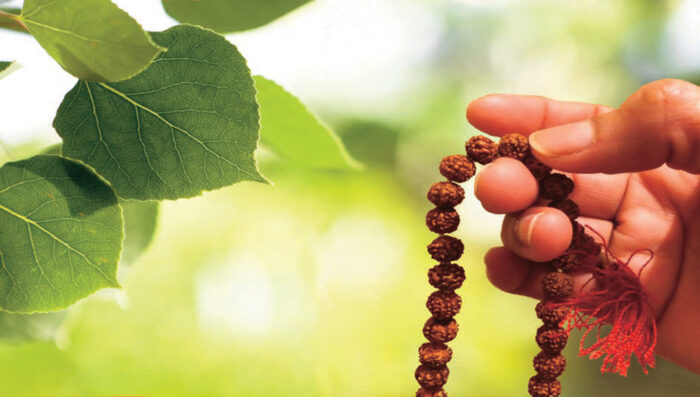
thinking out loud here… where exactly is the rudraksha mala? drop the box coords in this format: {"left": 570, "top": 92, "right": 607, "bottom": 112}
{"left": 417, "top": 133, "right": 603, "bottom": 397}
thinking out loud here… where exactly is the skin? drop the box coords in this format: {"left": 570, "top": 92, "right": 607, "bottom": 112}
{"left": 466, "top": 79, "right": 700, "bottom": 374}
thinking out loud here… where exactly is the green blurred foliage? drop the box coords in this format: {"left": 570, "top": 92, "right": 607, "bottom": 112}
{"left": 0, "top": 0, "right": 699, "bottom": 395}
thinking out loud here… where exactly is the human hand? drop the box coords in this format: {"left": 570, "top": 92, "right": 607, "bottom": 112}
{"left": 465, "top": 79, "right": 700, "bottom": 374}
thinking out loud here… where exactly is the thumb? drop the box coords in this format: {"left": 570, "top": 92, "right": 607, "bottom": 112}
{"left": 529, "top": 79, "right": 700, "bottom": 174}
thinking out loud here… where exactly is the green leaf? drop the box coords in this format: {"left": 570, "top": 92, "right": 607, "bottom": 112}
{"left": 162, "top": 0, "right": 310, "bottom": 33}
{"left": 254, "top": 76, "right": 360, "bottom": 170}
{"left": 0, "top": 155, "right": 122, "bottom": 313}
{"left": 120, "top": 200, "right": 159, "bottom": 265}
{"left": 0, "top": 61, "right": 19, "bottom": 79}
{"left": 19, "top": 0, "right": 163, "bottom": 82}
{"left": 0, "top": 310, "right": 67, "bottom": 342}
{"left": 40, "top": 144, "right": 158, "bottom": 265}
{"left": 54, "top": 25, "right": 266, "bottom": 200}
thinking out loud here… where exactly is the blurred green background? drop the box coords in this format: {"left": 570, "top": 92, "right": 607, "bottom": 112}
{"left": 1, "top": 0, "right": 700, "bottom": 396}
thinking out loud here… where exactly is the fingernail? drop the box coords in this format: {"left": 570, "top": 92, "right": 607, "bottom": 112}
{"left": 529, "top": 120, "right": 595, "bottom": 157}
{"left": 514, "top": 212, "right": 543, "bottom": 246}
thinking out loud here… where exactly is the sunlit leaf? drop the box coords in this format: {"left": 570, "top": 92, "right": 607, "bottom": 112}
{"left": 254, "top": 76, "right": 360, "bottom": 170}
{"left": 0, "top": 310, "right": 67, "bottom": 342}
{"left": 54, "top": 25, "right": 266, "bottom": 200}
{"left": 162, "top": 0, "right": 310, "bottom": 33}
{"left": 19, "top": 0, "right": 163, "bottom": 82}
{"left": 120, "top": 200, "right": 159, "bottom": 265}
{"left": 0, "top": 155, "right": 122, "bottom": 313}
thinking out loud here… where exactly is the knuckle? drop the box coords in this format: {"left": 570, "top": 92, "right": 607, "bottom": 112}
{"left": 639, "top": 79, "right": 698, "bottom": 109}
{"left": 638, "top": 79, "right": 700, "bottom": 170}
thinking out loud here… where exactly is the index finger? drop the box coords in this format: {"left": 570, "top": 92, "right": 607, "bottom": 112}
{"left": 466, "top": 94, "right": 613, "bottom": 137}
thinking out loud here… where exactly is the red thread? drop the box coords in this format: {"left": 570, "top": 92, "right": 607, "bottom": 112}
{"left": 562, "top": 226, "right": 657, "bottom": 376}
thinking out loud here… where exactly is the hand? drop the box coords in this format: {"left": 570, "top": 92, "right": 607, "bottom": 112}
{"left": 465, "top": 79, "right": 700, "bottom": 374}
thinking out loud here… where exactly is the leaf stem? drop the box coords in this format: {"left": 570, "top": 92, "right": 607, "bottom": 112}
{"left": 0, "top": 9, "right": 28, "bottom": 33}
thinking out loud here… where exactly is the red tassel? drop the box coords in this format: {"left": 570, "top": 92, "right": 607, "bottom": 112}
{"left": 562, "top": 227, "right": 657, "bottom": 376}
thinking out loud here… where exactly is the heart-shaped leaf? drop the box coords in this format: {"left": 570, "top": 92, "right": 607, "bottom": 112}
{"left": 54, "top": 25, "right": 266, "bottom": 200}
{"left": 19, "top": 0, "right": 163, "bottom": 82}
{"left": 162, "top": 0, "right": 310, "bottom": 33}
{"left": 0, "top": 155, "right": 122, "bottom": 313}
{"left": 254, "top": 76, "right": 360, "bottom": 170}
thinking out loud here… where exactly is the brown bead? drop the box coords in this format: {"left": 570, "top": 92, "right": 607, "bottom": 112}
{"left": 539, "top": 173, "right": 574, "bottom": 201}
{"left": 542, "top": 272, "right": 574, "bottom": 300}
{"left": 423, "top": 317, "right": 458, "bottom": 343}
{"left": 465, "top": 135, "right": 497, "bottom": 164}
{"left": 528, "top": 375, "right": 562, "bottom": 397}
{"left": 439, "top": 155, "right": 476, "bottom": 183}
{"left": 428, "top": 263, "right": 466, "bottom": 291}
{"left": 569, "top": 223, "right": 601, "bottom": 255}
{"left": 533, "top": 351, "right": 567, "bottom": 379}
{"left": 427, "top": 182, "right": 465, "bottom": 208}
{"left": 522, "top": 154, "right": 552, "bottom": 180}
{"left": 535, "top": 302, "right": 569, "bottom": 327}
{"left": 549, "top": 252, "right": 582, "bottom": 273}
{"left": 536, "top": 325, "right": 568, "bottom": 354}
{"left": 427, "top": 236, "right": 464, "bottom": 262}
{"left": 419, "top": 342, "right": 453, "bottom": 367}
{"left": 548, "top": 198, "right": 579, "bottom": 220}
{"left": 497, "top": 133, "right": 530, "bottom": 160}
{"left": 415, "top": 364, "right": 449, "bottom": 388}
{"left": 426, "top": 208, "right": 460, "bottom": 234}
{"left": 426, "top": 290, "right": 462, "bottom": 319}
{"left": 416, "top": 387, "right": 448, "bottom": 397}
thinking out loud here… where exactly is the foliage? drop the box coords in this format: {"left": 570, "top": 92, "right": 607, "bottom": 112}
{"left": 0, "top": 155, "right": 122, "bottom": 312}
{"left": 19, "top": 0, "right": 163, "bottom": 82}
{"left": 255, "top": 76, "right": 360, "bottom": 170}
{"left": 0, "top": 1, "right": 354, "bottom": 316}
{"left": 162, "top": 0, "right": 311, "bottom": 33}
{"left": 54, "top": 25, "right": 265, "bottom": 200}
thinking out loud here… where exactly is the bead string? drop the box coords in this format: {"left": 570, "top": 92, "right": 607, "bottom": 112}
{"left": 417, "top": 133, "right": 602, "bottom": 397}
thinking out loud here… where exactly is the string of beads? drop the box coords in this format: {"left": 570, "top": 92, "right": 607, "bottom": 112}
{"left": 417, "top": 133, "right": 602, "bottom": 397}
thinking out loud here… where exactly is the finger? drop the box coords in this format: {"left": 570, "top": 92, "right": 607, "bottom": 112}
{"left": 529, "top": 79, "right": 700, "bottom": 173}
{"left": 567, "top": 173, "right": 629, "bottom": 220}
{"left": 484, "top": 247, "right": 597, "bottom": 300}
{"left": 484, "top": 246, "right": 544, "bottom": 297}
{"left": 474, "top": 155, "right": 629, "bottom": 221}
{"left": 486, "top": 219, "right": 611, "bottom": 299}
{"left": 474, "top": 157, "right": 538, "bottom": 214}
{"left": 531, "top": 172, "right": 629, "bottom": 221}
{"left": 466, "top": 94, "right": 612, "bottom": 137}
{"left": 500, "top": 207, "right": 572, "bottom": 262}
